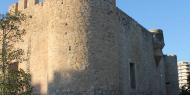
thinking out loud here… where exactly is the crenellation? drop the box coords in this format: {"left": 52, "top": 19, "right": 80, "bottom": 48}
{"left": 18, "top": 0, "right": 27, "bottom": 10}
{"left": 15, "top": 3, "right": 18, "bottom": 12}
{"left": 24, "top": 0, "right": 27, "bottom": 9}
{"left": 9, "top": 3, "right": 18, "bottom": 13}
{"left": 13, "top": 0, "right": 44, "bottom": 12}
{"left": 28, "top": 0, "right": 39, "bottom": 7}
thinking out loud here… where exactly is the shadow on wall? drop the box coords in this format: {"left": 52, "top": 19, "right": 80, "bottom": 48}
{"left": 33, "top": 84, "right": 45, "bottom": 95}
{"left": 33, "top": 69, "right": 93, "bottom": 95}
{"left": 47, "top": 70, "right": 92, "bottom": 95}
{"left": 33, "top": 68, "right": 119, "bottom": 95}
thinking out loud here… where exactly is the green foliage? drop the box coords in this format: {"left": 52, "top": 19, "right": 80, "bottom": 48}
{"left": 179, "top": 75, "right": 190, "bottom": 95}
{"left": 0, "top": 69, "right": 32, "bottom": 95}
{"left": 179, "top": 85, "right": 190, "bottom": 95}
{"left": 0, "top": 12, "right": 32, "bottom": 95}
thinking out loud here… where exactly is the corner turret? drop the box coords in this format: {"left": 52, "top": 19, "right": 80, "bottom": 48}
{"left": 150, "top": 29, "right": 165, "bottom": 64}
{"left": 150, "top": 29, "right": 165, "bottom": 49}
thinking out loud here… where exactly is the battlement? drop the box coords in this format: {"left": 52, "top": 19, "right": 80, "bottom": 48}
{"left": 9, "top": 0, "right": 44, "bottom": 12}
{"left": 9, "top": 3, "right": 18, "bottom": 12}
{"left": 9, "top": 0, "right": 118, "bottom": 13}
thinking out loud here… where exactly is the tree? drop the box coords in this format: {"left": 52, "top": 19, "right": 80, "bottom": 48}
{"left": 0, "top": 12, "right": 32, "bottom": 95}
{"left": 179, "top": 75, "right": 190, "bottom": 95}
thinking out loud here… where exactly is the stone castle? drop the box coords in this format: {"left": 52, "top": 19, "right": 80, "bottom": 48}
{"left": 9, "top": 0, "right": 179, "bottom": 95}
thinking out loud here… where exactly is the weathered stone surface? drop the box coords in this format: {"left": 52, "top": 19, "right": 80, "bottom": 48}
{"left": 164, "top": 55, "right": 179, "bottom": 95}
{"left": 8, "top": 0, "right": 179, "bottom": 95}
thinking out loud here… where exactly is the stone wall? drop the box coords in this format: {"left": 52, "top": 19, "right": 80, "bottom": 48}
{"left": 10, "top": 0, "right": 48, "bottom": 94}
{"left": 164, "top": 55, "right": 179, "bottom": 95}
{"left": 116, "top": 8, "right": 167, "bottom": 95}
{"left": 10, "top": 0, "right": 120, "bottom": 95}
{"left": 46, "top": 0, "right": 121, "bottom": 95}
{"left": 8, "top": 0, "right": 179, "bottom": 95}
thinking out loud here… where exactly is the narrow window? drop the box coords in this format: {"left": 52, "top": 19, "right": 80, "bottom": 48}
{"left": 130, "top": 63, "right": 136, "bottom": 89}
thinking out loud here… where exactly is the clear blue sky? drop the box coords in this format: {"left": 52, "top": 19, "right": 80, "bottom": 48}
{"left": 117, "top": 0, "right": 190, "bottom": 61}
{"left": 0, "top": 0, "right": 189, "bottom": 61}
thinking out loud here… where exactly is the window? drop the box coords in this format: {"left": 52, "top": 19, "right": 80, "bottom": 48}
{"left": 130, "top": 63, "right": 136, "bottom": 89}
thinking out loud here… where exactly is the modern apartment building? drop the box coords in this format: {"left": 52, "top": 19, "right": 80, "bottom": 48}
{"left": 178, "top": 61, "right": 190, "bottom": 88}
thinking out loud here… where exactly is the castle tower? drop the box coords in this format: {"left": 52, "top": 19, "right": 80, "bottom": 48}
{"left": 9, "top": 0, "right": 180, "bottom": 95}
{"left": 45, "top": 0, "right": 120, "bottom": 94}
{"left": 10, "top": 0, "right": 121, "bottom": 94}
